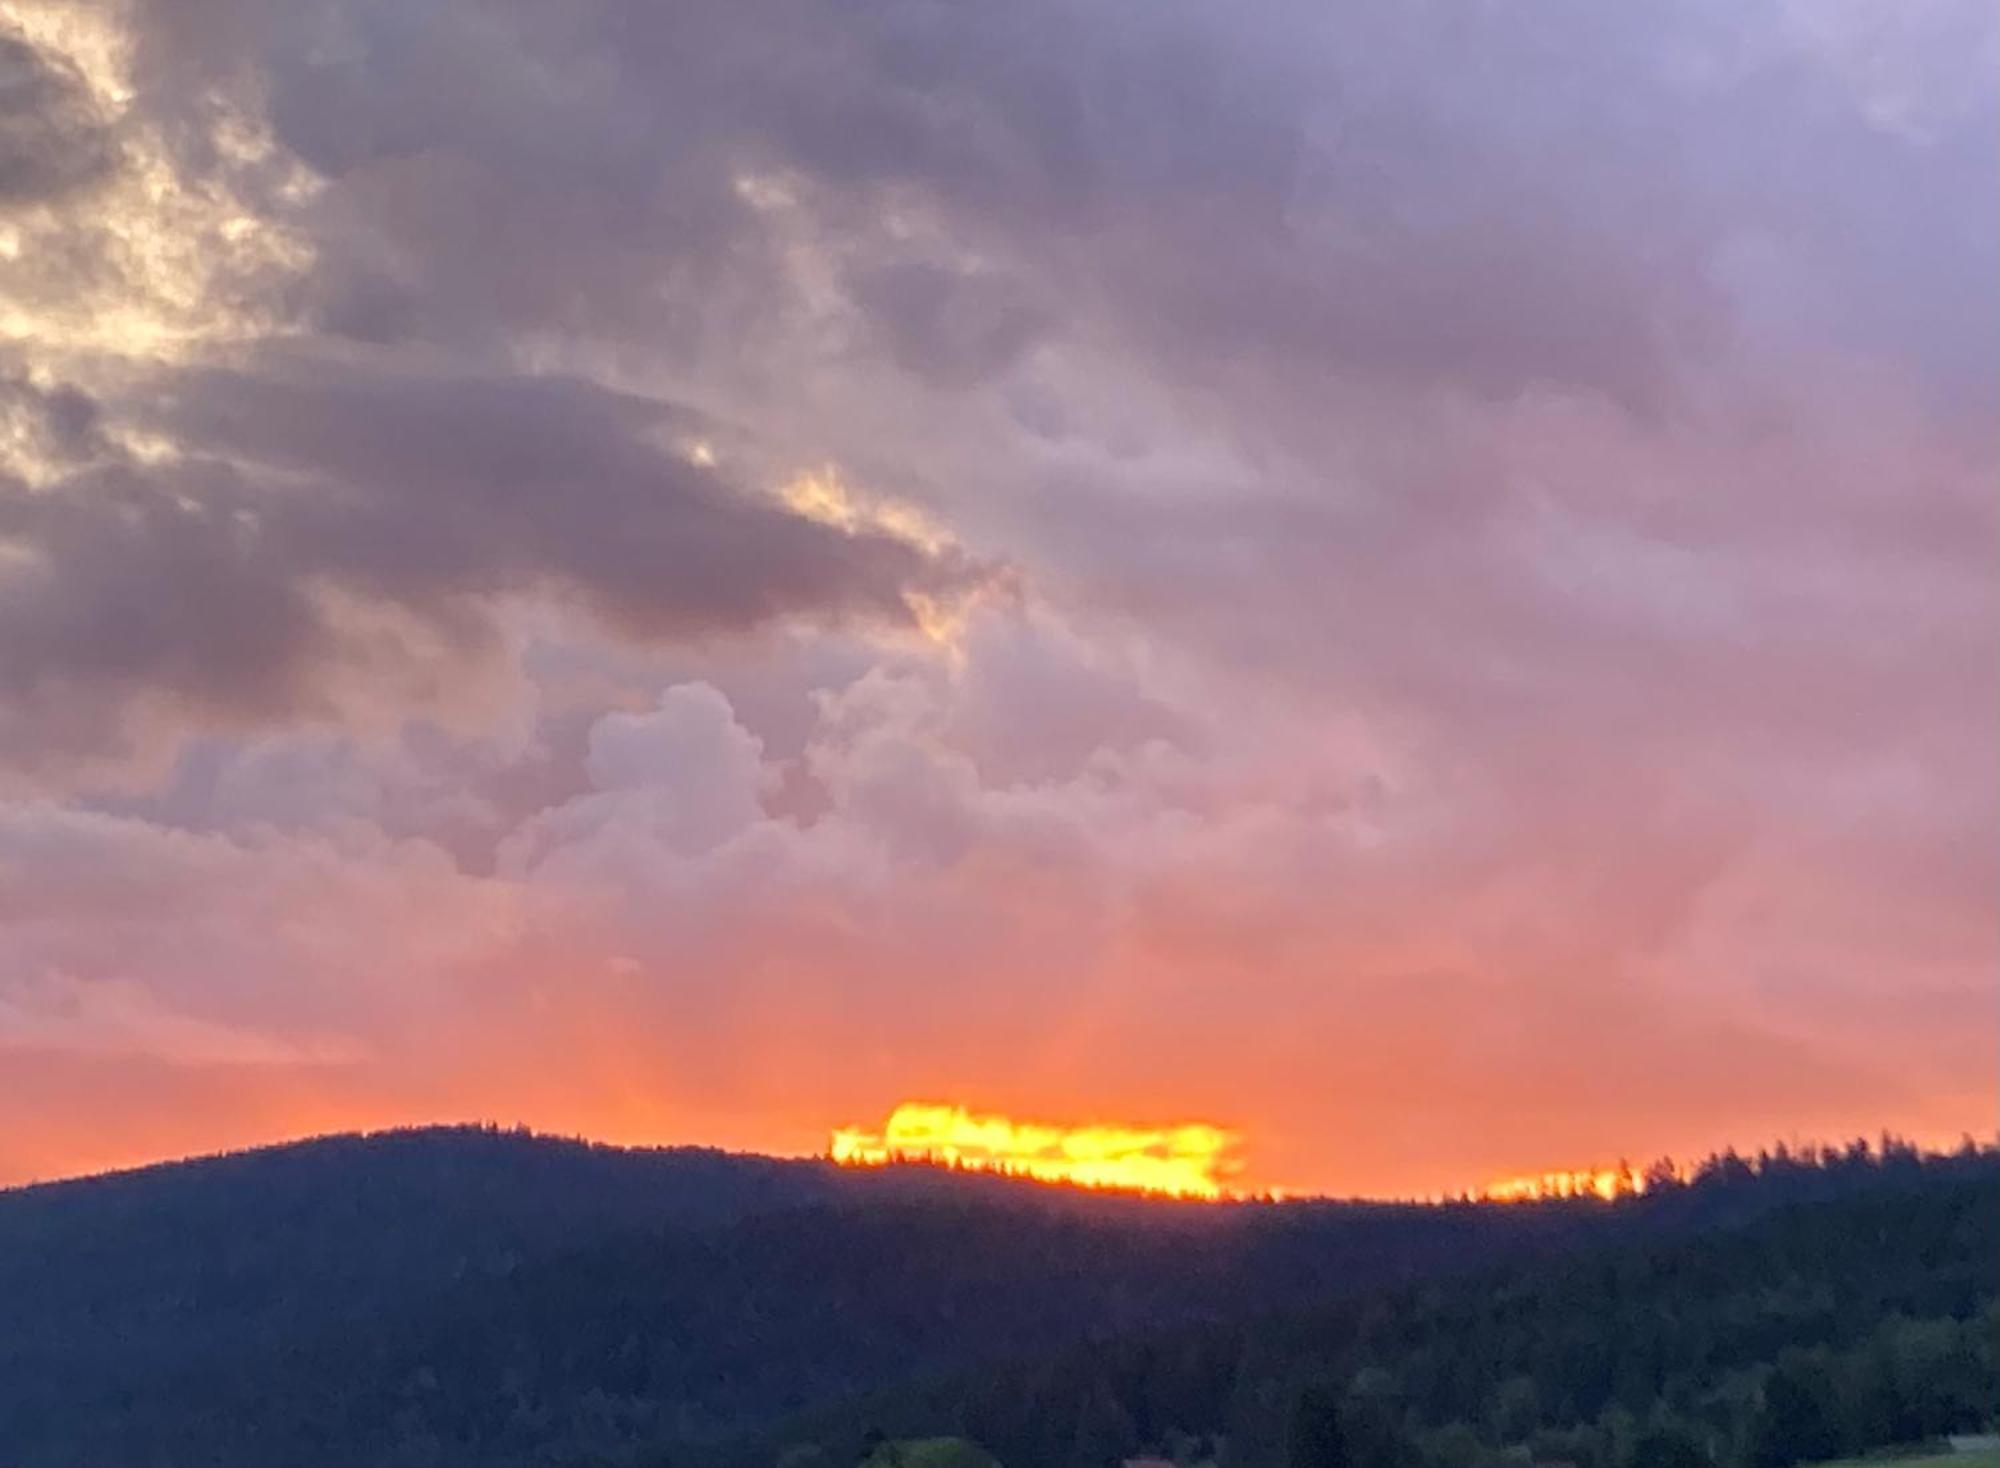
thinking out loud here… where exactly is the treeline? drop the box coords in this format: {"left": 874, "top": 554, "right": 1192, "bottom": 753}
{"left": 1, "top": 1129, "right": 1991, "bottom": 1468}
{"left": 753, "top": 1147, "right": 1999, "bottom": 1468}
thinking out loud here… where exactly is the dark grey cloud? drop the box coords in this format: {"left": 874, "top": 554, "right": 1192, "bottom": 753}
{"left": 119, "top": 0, "right": 1992, "bottom": 423}
{"left": 0, "top": 453, "right": 318, "bottom": 765}
{"left": 0, "top": 370, "right": 104, "bottom": 464}
{"left": 114, "top": 0, "right": 1719, "bottom": 405}
{"left": 155, "top": 361, "right": 966, "bottom": 636}
{"left": 843, "top": 260, "right": 1051, "bottom": 390}
{"left": 0, "top": 27, "right": 117, "bottom": 205}
{"left": 4, "top": 0, "right": 1992, "bottom": 778}
{"left": 0, "top": 360, "right": 976, "bottom": 769}
{"left": 66, "top": 0, "right": 1979, "bottom": 473}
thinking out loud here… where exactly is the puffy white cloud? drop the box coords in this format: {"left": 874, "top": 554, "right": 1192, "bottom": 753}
{"left": 505, "top": 682, "right": 770, "bottom": 877}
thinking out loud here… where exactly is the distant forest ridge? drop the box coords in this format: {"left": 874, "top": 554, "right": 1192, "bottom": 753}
{"left": 757, "top": 1159, "right": 1998, "bottom": 1468}
{"left": 0, "top": 1121, "right": 1992, "bottom": 1467}
{"left": 8, "top": 1118, "right": 1995, "bottom": 1203}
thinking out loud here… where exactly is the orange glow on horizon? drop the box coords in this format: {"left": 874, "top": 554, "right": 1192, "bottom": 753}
{"left": 1481, "top": 1163, "right": 1647, "bottom": 1203}
{"left": 830, "top": 1101, "right": 1243, "bottom": 1199}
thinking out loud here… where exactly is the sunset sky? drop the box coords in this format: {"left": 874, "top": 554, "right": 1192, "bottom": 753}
{"left": 0, "top": 0, "right": 1993, "bottom": 1197}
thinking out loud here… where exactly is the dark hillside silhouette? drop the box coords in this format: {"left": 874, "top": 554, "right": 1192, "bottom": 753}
{"left": 0, "top": 1128, "right": 1991, "bottom": 1467}
{"left": 753, "top": 1157, "right": 1999, "bottom": 1468}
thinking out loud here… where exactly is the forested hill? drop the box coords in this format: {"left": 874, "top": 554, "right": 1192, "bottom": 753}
{"left": 0, "top": 1128, "right": 1991, "bottom": 1468}
{"left": 758, "top": 1161, "right": 2000, "bottom": 1468}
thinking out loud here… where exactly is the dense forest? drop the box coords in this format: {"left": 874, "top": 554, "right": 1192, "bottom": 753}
{"left": 0, "top": 1128, "right": 1992, "bottom": 1468}
{"left": 758, "top": 1151, "right": 1997, "bottom": 1468}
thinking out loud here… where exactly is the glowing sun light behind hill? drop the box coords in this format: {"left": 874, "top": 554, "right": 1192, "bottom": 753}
{"left": 1481, "top": 1164, "right": 1648, "bottom": 1203}
{"left": 830, "top": 1102, "right": 1244, "bottom": 1199}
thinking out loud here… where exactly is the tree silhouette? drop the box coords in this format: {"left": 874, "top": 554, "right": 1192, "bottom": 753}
{"left": 1286, "top": 1376, "right": 1349, "bottom": 1468}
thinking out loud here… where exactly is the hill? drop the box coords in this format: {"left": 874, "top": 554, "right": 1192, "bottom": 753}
{"left": 0, "top": 1127, "right": 1991, "bottom": 1467}
{"left": 752, "top": 1162, "right": 1999, "bottom": 1468}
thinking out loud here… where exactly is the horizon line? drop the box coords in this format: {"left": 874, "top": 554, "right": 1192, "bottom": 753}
{"left": 7, "top": 1117, "right": 1995, "bottom": 1205}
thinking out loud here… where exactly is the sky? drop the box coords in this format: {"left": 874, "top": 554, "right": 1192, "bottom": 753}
{"left": 0, "top": 0, "right": 1993, "bottom": 1198}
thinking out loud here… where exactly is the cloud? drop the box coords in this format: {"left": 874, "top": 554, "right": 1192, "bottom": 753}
{"left": 0, "top": 968, "right": 354, "bottom": 1066}
{"left": 5, "top": 0, "right": 1986, "bottom": 776}
{"left": 0, "top": 358, "right": 982, "bottom": 775}
{"left": 103, "top": 0, "right": 1991, "bottom": 424}
{"left": 6, "top": 640, "right": 1984, "bottom": 1194}
{"left": 0, "top": 25, "right": 116, "bottom": 206}
{"left": 0, "top": 0, "right": 1991, "bottom": 1192}
{"left": 503, "top": 682, "right": 769, "bottom": 874}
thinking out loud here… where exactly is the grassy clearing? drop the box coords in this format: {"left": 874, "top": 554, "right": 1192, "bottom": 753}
{"left": 1810, "top": 1450, "right": 2000, "bottom": 1468}
{"left": 861, "top": 1439, "right": 1003, "bottom": 1468}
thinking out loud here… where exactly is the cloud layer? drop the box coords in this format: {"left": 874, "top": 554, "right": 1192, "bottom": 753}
{"left": 0, "top": 0, "right": 1992, "bottom": 1194}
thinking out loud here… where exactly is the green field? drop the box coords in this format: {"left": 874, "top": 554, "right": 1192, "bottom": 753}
{"left": 1812, "top": 1451, "right": 2000, "bottom": 1468}
{"left": 861, "top": 1439, "right": 1002, "bottom": 1468}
